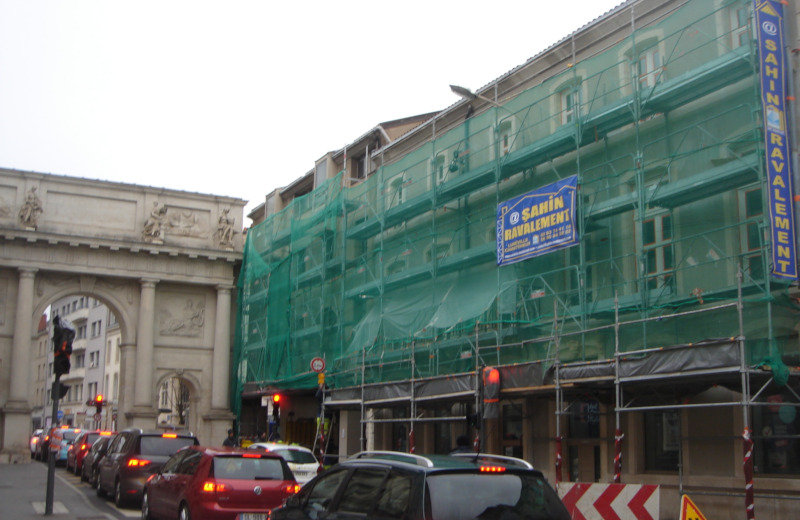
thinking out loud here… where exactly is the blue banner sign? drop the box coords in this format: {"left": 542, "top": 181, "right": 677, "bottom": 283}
{"left": 497, "top": 175, "right": 578, "bottom": 266}
{"left": 755, "top": 0, "right": 797, "bottom": 280}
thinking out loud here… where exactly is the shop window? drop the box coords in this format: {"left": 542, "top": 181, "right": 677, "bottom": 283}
{"left": 638, "top": 212, "right": 675, "bottom": 291}
{"left": 729, "top": 4, "right": 750, "bottom": 49}
{"left": 568, "top": 399, "right": 600, "bottom": 438}
{"left": 644, "top": 411, "right": 680, "bottom": 471}
{"left": 753, "top": 393, "right": 800, "bottom": 475}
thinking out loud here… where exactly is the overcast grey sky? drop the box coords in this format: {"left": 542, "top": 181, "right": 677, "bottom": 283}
{"left": 0, "top": 0, "right": 623, "bottom": 222}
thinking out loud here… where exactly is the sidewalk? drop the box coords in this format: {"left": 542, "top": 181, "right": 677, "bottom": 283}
{"left": 0, "top": 461, "right": 119, "bottom": 519}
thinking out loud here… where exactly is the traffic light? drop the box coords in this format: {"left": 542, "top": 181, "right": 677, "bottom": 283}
{"left": 272, "top": 394, "right": 281, "bottom": 424}
{"left": 94, "top": 395, "right": 104, "bottom": 415}
{"left": 482, "top": 366, "right": 501, "bottom": 419}
{"left": 52, "top": 316, "right": 75, "bottom": 378}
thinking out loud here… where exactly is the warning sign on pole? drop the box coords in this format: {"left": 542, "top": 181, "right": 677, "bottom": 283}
{"left": 679, "top": 495, "right": 708, "bottom": 520}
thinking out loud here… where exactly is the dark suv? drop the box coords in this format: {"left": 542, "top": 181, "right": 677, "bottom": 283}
{"left": 96, "top": 429, "right": 198, "bottom": 508}
{"left": 271, "top": 451, "right": 570, "bottom": 520}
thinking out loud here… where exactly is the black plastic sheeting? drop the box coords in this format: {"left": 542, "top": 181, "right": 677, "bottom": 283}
{"left": 324, "top": 338, "right": 742, "bottom": 407}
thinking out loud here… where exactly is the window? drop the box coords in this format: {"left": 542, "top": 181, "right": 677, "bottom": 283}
{"left": 74, "top": 353, "right": 84, "bottom": 368}
{"left": 560, "top": 88, "right": 579, "bottom": 125}
{"left": 386, "top": 172, "right": 407, "bottom": 208}
{"left": 638, "top": 48, "right": 663, "bottom": 88}
{"left": 644, "top": 411, "right": 679, "bottom": 471}
{"left": 375, "top": 471, "right": 413, "bottom": 518}
{"left": 568, "top": 399, "right": 600, "bottom": 438}
{"left": 113, "top": 374, "right": 119, "bottom": 400}
{"left": 352, "top": 155, "right": 367, "bottom": 181}
{"left": 304, "top": 469, "right": 349, "bottom": 511}
{"left": 72, "top": 301, "right": 77, "bottom": 312}
{"left": 740, "top": 188, "right": 764, "bottom": 279}
{"left": 729, "top": 4, "right": 750, "bottom": 49}
{"left": 753, "top": 392, "right": 800, "bottom": 474}
{"left": 639, "top": 213, "right": 675, "bottom": 291}
{"left": 494, "top": 118, "right": 517, "bottom": 157}
{"left": 430, "top": 153, "right": 447, "bottom": 187}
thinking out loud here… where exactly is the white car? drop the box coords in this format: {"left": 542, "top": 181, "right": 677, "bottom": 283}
{"left": 248, "top": 442, "right": 320, "bottom": 485}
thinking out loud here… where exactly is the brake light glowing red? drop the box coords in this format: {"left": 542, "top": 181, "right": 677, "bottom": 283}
{"left": 284, "top": 484, "right": 300, "bottom": 494}
{"left": 81, "top": 444, "right": 88, "bottom": 450}
{"left": 162, "top": 433, "right": 177, "bottom": 438}
{"left": 127, "top": 458, "right": 151, "bottom": 467}
{"left": 202, "top": 480, "right": 227, "bottom": 493}
{"left": 242, "top": 453, "right": 261, "bottom": 458}
{"left": 480, "top": 466, "right": 506, "bottom": 473}
{"left": 100, "top": 431, "right": 112, "bottom": 436}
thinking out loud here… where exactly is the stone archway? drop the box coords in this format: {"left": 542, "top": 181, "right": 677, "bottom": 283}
{"left": 0, "top": 169, "right": 245, "bottom": 462}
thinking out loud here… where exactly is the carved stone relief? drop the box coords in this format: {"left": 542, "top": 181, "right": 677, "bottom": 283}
{"left": 142, "top": 202, "right": 167, "bottom": 243}
{"left": 158, "top": 296, "right": 205, "bottom": 337}
{"left": 166, "top": 208, "right": 208, "bottom": 238}
{"left": 18, "top": 186, "right": 43, "bottom": 229}
{"left": 0, "top": 197, "right": 11, "bottom": 218}
{"left": 214, "top": 208, "right": 236, "bottom": 249}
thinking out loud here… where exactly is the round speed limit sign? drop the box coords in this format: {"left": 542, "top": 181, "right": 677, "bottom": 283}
{"left": 310, "top": 357, "right": 326, "bottom": 373}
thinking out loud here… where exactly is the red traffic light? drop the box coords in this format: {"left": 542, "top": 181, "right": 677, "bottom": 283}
{"left": 272, "top": 394, "right": 281, "bottom": 404}
{"left": 96, "top": 394, "right": 103, "bottom": 403}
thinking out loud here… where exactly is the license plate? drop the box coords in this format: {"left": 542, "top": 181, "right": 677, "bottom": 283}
{"left": 238, "top": 514, "right": 267, "bottom": 520}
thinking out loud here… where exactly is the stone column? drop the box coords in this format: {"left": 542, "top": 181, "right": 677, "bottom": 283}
{"left": 117, "top": 342, "right": 136, "bottom": 429}
{"left": 1, "top": 268, "right": 36, "bottom": 462}
{"left": 134, "top": 279, "right": 157, "bottom": 408}
{"left": 211, "top": 285, "right": 232, "bottom": 410}
{"left": 10, "top": 268, "right": 36, "bottom": 403}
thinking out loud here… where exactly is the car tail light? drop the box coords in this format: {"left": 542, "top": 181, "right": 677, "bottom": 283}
{"left": 127, "top": 458, "right": 151, "bottom": 467}
{"left": 242, "top": 453, "right": 261, "bottom": 458}
{"left": 479, "top": 466, "right": 506, "bottom": 473}
{"left": 32, "top": 438, "right": 38, "bottom": 444}
{"left": 201, "top": 480, "right": 228, "bottom": 493}
{"left": 284, "top": 484, "right": 300, "bottom": 494}
{"left": 80, "top": 444, "right": 88, "bottom": 451}
{"left": 162, "top": 433, "right": 177, "bottom": 438}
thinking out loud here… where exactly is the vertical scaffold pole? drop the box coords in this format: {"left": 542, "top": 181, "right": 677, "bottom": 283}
{"left": 360, "top": 347, "right": 366, "bottom": 452}
{"left": 554, "top": 299, "right": 563, "bottom": 484}
{"left": 613, "top": 292, "right": 623, "bottom": 484}
{"left": 738, "top": 266, "right": 754, "bottom": 519}
{"left": 409, "top": 340, "right": 416, "bottom": 453}
{"left": 474, "top": 321, "right": 482, "bottom": 453}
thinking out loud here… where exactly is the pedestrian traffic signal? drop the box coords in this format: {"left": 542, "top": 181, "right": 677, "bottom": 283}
{"left": 52, "top": 316, "right": 75, "bottom": 378}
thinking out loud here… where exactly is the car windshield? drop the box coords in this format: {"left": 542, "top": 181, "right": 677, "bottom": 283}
{"left": 212, "top": 456, "right": 290, "bottom": 480}
{"left": 426, "top": 472, "right": 569, "bottom": 520}
{"left": 274, "top": 448, "right": 317, "bottom": 464}
{"left": 62, "top": 431, "right": 79, "bottom": 442}
{"left": 84, "top": 433, "right": 101, "bottom": 445}
{"left": 139, "top": 436, "right": 196, "bottom": 457}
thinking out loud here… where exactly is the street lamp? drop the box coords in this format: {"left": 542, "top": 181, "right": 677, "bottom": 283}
{"left": 449, "top": 84, "right": 501, "bottom": 108}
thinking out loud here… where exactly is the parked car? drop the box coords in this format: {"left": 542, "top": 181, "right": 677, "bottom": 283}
{"left": 247, "top": 442, "right": 321, "bottom": 485}
{"left": 82, "top": 435, "right": 113, "bottom": 487}
{"left": 141, "top": 446, "right": 300, "bottom": 520}
{"left": 49, "top": 426, "right": 83, "bottom": 466}
{"left": 29, "top": 429, "right": 44, "bottom": 458}
{"left": 271, "top": 451, "right": 571, "bottom": 520}
{"left": 67, "top": 430, "right": 114, "bottom": 475}
{"left": 96, "top": 429, "right": 198, "bottom": 508}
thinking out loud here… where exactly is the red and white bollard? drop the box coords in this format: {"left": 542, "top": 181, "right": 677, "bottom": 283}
{"left": 555, "top": 435, "right": 563, "bottom": 484}
{"left": 613, "top": 428, "right": 624, "bottom": 484}
{"left": 743, "top": 428, "right": 755, "bottom": 520}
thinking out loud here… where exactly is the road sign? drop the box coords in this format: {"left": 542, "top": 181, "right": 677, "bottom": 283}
{"left": 559, "top": 482, "right": 659, "bottom": 520}
{"left": 680, "top": 495, "right": 708, "bottom": 520}
{"left": 56, "top": 410, "right": 64, "bottom": 420}
{"left": 310, "top": 357, "right": 326, "bottom": 373}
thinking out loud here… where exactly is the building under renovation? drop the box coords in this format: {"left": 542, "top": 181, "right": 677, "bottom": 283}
{"left": 235, "top": 0, "right": 800, "bottom": 516}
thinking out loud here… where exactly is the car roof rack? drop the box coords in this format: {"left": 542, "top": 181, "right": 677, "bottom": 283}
{"left": 449, "top": 452, "right": 534, "bottom": 470}
{"left": 350, "top": 450, "right": 434, "bottom": 468}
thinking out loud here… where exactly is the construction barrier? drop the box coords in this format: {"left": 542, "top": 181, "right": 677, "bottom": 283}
{"left": 558, "top": 483, "right": 659, "bottom": 520}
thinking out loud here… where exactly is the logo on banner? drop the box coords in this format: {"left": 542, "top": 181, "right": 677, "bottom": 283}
{"left": 496, "top": 175, "right": 578, "bottom": 266}
{"left": 755, "top": 0, "right": 797, "bottom": 280}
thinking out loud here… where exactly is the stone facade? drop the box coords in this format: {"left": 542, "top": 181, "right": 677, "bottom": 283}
{"left": 0, "top": 169, "right": 244, "bottom": 462}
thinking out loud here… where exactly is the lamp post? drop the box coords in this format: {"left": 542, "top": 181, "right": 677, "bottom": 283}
{"left": 449, "top": 84, "right": 501, "bottom": 107}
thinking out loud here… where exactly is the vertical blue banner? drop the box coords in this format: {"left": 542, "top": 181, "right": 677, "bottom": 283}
{"left": 497, "top": 175, "right": 578, "bottom": 266}
{"left": 755, "top": 0, "right": 797, "bottom": 280}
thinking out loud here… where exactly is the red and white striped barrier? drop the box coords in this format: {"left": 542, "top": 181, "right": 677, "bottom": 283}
{"left": 558, "top": 482, "right": 659, "bottom": 520}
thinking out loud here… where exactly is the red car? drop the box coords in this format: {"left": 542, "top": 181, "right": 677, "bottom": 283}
{"left": 66, "top": 430, "right": 114, "bottom": 475}
{"left": 141, "top": 446, "right": 299, "bottom": 520}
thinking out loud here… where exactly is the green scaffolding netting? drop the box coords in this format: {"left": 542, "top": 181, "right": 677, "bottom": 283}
{"left": 233, "top": 0, "right": 799, "bottom": 409}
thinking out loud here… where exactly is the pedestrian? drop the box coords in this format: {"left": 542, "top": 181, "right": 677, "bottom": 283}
{"left": 258, "top": 431, "right": 267, "bottom": 442}
{"left": 450, "top": 434, "right": 471, "bottom": 454}
{"left": 223, "top": 428, "right": 237, "bottom": 447}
